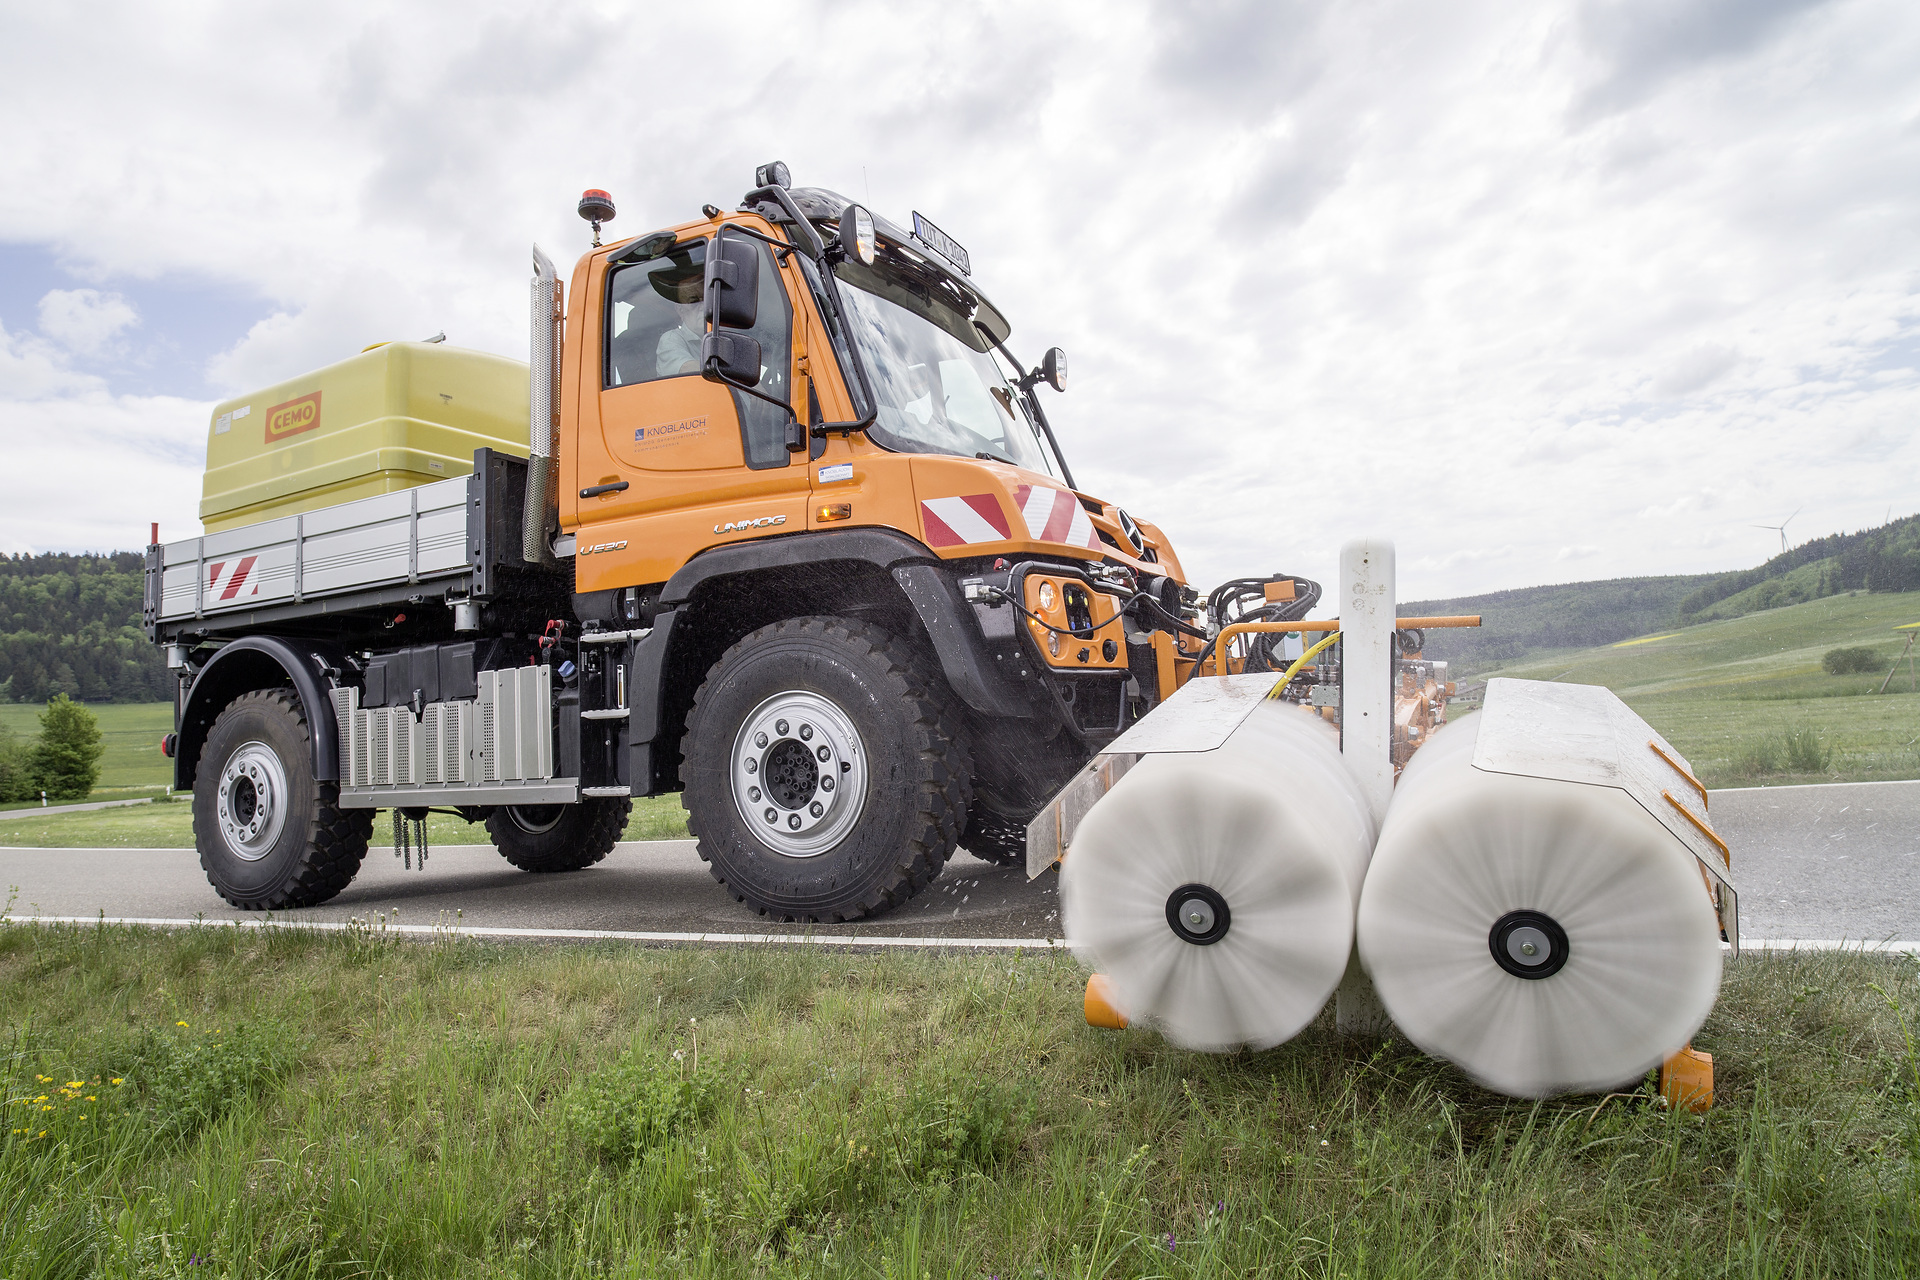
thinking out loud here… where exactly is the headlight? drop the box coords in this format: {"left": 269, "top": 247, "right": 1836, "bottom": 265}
{"left": 1038, "top": 581, "right": 1057, "bottom": 612}
{"left": 1046, "top": 630, "right": 1062, "bottom": 658}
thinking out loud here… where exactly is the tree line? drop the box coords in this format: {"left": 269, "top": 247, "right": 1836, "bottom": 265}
{"left": 0, "top": 551, "right": 170, "bottom": 703}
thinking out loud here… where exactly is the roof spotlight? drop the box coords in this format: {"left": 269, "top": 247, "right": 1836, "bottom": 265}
{"left": 578, "top": 189, "right": 616, "bottom": 247}
{"left": 755, "top": 161, "right": 792, "bottom": 189}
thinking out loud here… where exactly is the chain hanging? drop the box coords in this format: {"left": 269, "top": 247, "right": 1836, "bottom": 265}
{"left": 390, "top": 809, "right": 429, "bottom": 870}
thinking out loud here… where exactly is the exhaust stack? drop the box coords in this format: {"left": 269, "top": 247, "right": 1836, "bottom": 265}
{"left": 523, "top": 246, "right": 561, "bottom": 565}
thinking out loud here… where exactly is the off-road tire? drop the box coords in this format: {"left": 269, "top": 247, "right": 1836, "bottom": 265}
{"left": 961, "top": 801, "right": 1031, "bottom": 867}
{"left": 680, "top": 616, "right": 972, "bottom": 922}
{"left": 193, "top": 688, "right": 372, "bottom": 910}
{"left": 486, "top": 798, "right": 630, "bottom": 872}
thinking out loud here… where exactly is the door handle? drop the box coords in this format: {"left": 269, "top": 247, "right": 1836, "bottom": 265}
{"left": 580, "top": 481, "right": 630, "bottom": 498}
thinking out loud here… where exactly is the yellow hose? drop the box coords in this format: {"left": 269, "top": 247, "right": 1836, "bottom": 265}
{"left": 1267, "top": 631, "right": 1341, "bottom": 700}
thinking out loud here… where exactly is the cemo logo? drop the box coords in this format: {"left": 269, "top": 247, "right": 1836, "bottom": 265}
{"left": 713, "top": 515, "right": 787, "bottom": 535}
{"left": 264, "top": 392, "right": 322, "bottom": 442}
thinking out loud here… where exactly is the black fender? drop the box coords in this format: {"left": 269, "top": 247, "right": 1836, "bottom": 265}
{"left": 640, "top": 527, "right": 1033, "bottom": 741}
{"left": 174, "top": 636, "right": 350, "bottom": 791}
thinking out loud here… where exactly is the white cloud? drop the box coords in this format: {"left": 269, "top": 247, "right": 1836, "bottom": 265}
{"left": 0, "top": 0, "right": 1913, "bottom": 597}
{"left": 36, "top": 288, "right": 138, "bottom": 356}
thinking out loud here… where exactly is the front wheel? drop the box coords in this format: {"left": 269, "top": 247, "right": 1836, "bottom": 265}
{"left": 193, "top": 688, "right": 372, "bottom": 909}
{"left": 486, "top": 798, "right": 630, "bottom": 872}
{"left": 680, "top": 617, "right": 971, "bottom": 922}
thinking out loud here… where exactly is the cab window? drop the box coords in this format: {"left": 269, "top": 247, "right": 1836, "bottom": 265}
{"left": 605, "top": 237, "right": 795, "bottom": 469}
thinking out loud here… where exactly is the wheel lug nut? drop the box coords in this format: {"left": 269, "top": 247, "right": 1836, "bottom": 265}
{"left": 809, "top": 801, "right": 823, "bottom": 817}
{"left": 764, "top": 808, "right": 777, "bottom": 823}
{"left": 787, "top": 814, "right": 801, "bottom": 830}
{"left": 755, "top": 732, "right": 768, "bottom": 748}
{"left": 816, "top": 745, "right": 829, "bottom": 762}
{"left": 745, "top": 759, "right": 757, "bottom": 774}
{"left": 821, "top": 776, "right": 834, "bottom": 792}
{"left": 748, "top": 787, "right": 761, "bottom": 802}
{"left": 775, "top": 719, "right": 789, "bottom": 735}
{"left": 799, "top": 724, "right": 813, "bottom": 740}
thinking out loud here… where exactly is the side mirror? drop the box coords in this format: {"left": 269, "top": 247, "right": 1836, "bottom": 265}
{"left": 702, "top": 331, "right": 762, "bottom": 387}
{"left": 1040, "top": 347, "right": 1068, "bottom": 392}
{"left": 836, "top": 204, "right": 876, "bottom": 267}
{"left": 704, "top": 236, "right": 759, "bottom": 330}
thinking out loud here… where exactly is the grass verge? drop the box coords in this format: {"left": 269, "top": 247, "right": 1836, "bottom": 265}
{"left": 0, "top": 792, "right": 692, "bottom": 849}
{"left": 2, "top": 924, "right": 1916, "bottom": 1277}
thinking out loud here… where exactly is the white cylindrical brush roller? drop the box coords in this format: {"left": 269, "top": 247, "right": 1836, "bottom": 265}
{"left": 1062, "top": 704, "right": 1375, "bottom": 1052}
{"left": 1357, "top": 715, "right": 1722, "bottom": 1097}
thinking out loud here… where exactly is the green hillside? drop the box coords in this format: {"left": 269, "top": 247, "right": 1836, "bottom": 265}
{"left": 1405, "top": 511, "right": 1920, "bottom": 670}
{"left": 1404, "top": 575, "right": 1715, "bottom": 667}
{"left": 1469, "top": 591, "right": 1920, "bottom": 787}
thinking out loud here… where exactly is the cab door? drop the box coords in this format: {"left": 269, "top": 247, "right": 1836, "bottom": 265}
{"left": 568, "top": 232, "right": 811, "bottom": 591}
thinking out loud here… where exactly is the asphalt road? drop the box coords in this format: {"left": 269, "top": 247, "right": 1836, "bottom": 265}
{"left": 2, "top": 780, "right": 1914, "bottom": 943}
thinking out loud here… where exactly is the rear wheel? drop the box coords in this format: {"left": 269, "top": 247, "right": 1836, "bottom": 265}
{"left": 680, "top": 617, "right": 971, "bottom": 922}
{"left": 193, "top": 688, "right": 372, "bottom": 909}
{"left": 486, "top": 798, "right": 630, "bottom": 872}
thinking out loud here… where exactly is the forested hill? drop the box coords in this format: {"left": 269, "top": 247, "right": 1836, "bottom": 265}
{"left": 1405, "top": 512, "right": 1920, "bottom": 672}
{"left": 1402, "top": 575, "right": 1717, "bottom": 668}
{"left": 0, "top": 552, "right": 168, "bottom": 702}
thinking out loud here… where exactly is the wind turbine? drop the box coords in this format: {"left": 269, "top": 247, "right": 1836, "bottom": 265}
{"left": 1751, "top": 507, "right": 1800, "bottom": 557}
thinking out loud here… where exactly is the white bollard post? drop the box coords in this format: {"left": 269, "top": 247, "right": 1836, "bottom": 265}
{"left": 1336, "top": 538, "right": 1395, "bottom": 1036}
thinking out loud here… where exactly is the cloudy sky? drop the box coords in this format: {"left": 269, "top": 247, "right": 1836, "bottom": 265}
{"left": 1, "top": 0, "right": 1914, "bottom": 600}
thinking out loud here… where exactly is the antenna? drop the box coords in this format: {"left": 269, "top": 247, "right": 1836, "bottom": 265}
{"left": 1749, "top": 506, "right": 1801, "bottom": 557}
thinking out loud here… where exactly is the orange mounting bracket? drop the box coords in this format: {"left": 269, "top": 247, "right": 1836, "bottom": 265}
{"left": 1660, "top": 1044, "right": 1714, "bottom": 1112}
{"left": 1083, "top": 974, "right": 1128, "bottom": 1030}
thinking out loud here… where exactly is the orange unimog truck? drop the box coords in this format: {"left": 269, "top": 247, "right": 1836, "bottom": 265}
{"left": 145, "top": 163, "right": 1321, "bottom": 920}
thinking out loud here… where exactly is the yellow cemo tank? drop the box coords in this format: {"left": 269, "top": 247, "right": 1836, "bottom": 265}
{"left": 200, "top": 340, "right": 529, "bottom": 532}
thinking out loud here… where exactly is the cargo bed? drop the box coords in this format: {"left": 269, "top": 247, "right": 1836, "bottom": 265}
{"left": 145, "top": 449, "right": 536, "bottom": 641}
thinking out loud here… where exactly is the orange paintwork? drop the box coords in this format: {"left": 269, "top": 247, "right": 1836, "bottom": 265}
{"left": 1022, "top": 573, "right": 1127, "bottom": 671}
{"left": 553, "top": 209, "right": 1189, "bottom": 606}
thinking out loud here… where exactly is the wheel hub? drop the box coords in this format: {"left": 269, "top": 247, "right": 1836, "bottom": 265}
{"left": 216, "top": 741, "right": 289, "bottom": 862}
{"left": 1165, "top": 883, "right": 1232, "bottom": 946}
{"left": 1488, "top": 909, "right": 1570, "bottom": 979}
{"left": 730, "top": 691, "right": 867, "bottom": 857}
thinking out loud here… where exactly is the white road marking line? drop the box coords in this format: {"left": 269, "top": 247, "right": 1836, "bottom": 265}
{"left": 2, "top": 917, "right": 1911, "bottom": 955}
{"left": 4, "top": 916, "right": 1066, "bottom": 949}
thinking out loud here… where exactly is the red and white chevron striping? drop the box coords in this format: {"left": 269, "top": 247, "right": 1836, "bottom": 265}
{"left": 206, "top": 556, "right": 260, "bottom": 602}
{"left": 1014, "top": 484, "right": 1102, "bottom": 551}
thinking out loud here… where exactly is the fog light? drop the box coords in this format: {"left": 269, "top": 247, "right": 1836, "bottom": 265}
{"left": 1046, "top": 631, "right": 1062, "bottom": 658}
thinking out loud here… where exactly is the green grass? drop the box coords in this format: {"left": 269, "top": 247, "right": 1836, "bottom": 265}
{"left": 0, "top": 701, "right": 174, "bottom": 796}
{"left": 1, "top": 924, "right": 1915, "bottom": 1277}
{"left": 0, "top": 792, "right": 692, "bottom": 849}
{"left": 1466, "top": 592, "right": 1920, "bottom": 787}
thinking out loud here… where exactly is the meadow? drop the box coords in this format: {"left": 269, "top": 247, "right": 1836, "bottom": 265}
{"left": 1463, "top": 591, "right": 1920, "bottom": 787}
{"left": 2, "top": 921, "right": 1916, "bottom": 1278}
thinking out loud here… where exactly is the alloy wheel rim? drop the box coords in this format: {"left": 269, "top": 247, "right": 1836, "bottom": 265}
{"left": 216, "top": 741, "right": 289, "bottom": 861}
{"left": 729, "top": 690, "right": 867, "bottom": 857}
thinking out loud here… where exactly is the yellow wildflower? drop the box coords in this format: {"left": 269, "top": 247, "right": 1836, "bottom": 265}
{"left": 65, "top": 1081, "right": 82, "bottom": 1089}
{"left": 34, "top": 1096, "right": 47, "bottom": 1104}
{"left": 85, "top": 1096, "right": 95, "bottom": 1102}
{"left": 111, "top": 1079, "right": 123, "bottom": 1086}
{"left": 176, "top": 1021, "right": 189, "bottom": 1028}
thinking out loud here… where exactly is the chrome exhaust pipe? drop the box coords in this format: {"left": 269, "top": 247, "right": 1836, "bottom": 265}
{"left": 523, "top": 245, "right": 561, "bottom": 565}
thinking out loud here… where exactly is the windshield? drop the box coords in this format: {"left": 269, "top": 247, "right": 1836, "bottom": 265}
{"left": 835, "top": 258, "right": 1057, "bottom": 475}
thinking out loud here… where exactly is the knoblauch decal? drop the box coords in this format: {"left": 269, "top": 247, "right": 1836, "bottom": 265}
{"left": 1013, "top": 484, "right": 1102, "bottom": 551}
{"left": 919, "top": 494, "right": 1011, "bottom": 548}
{"left": 206, "top": 556, "right": 260, "bottom": 601}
